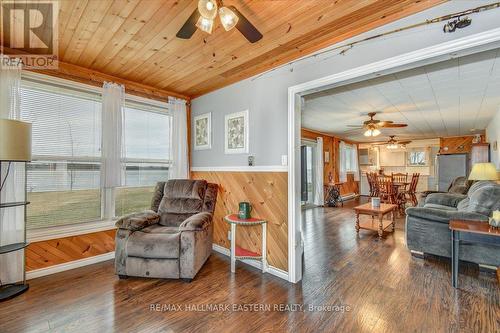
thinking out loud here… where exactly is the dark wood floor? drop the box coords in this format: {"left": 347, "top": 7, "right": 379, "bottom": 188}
{"left": 1, "top": 198, "right": 498, "bottom": 332}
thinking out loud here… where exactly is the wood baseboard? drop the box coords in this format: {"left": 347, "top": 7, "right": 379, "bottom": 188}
{"left": 212, "top": 244, "right": 288, "bottom": 281}
{"left": 27, "top": 251, "right": 115, "bottom": 280}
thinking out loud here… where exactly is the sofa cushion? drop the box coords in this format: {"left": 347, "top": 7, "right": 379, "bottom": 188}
{"left": 466, "top": 183, "right": 500, "bottom": 216}
{"left": 424, "top": 193, "right": 466, "bottom": 207}
{"left": 127, "top": 231, "right": 180, "bottom": 259}
{"left": 467, "top": 180, "right": 493, "bottom": 196}
{"left": 456, "top": 198, "right": 469, "bottom": 211}
{"left": 423, "top": 203, "right": 458, "bottom": 211}
{"left": 448, "top": 176, "right": 472, "bottom": 194}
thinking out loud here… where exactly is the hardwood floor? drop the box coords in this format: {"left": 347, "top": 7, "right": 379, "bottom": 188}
{"left": 1, "top": 198, "right": 498, "bottom": 332}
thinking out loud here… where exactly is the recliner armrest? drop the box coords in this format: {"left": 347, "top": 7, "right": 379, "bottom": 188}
{"left": 115, "top": 210, "right": 160, "bottom": 231}
{"left": 424, "top": 193, "right": 467, "bottom": 207}
{"left": 179, "top": 212, "right": 213, "bottom": 231}
{"left": 406, "top": 207, "right": 489, "bottom": 223}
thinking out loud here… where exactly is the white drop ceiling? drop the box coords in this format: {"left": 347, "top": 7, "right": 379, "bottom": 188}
{"left": 303, "top": 48, "right": 500, "bottom": 142}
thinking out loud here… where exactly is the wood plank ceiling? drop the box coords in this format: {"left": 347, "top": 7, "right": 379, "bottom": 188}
{"left": 6, "top": 0, "right": 445, "bottom": 98}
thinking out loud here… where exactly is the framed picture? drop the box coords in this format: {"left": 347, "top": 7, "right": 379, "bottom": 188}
{"left": 225, "top": 110, "right": 249, "bottom": 154}
{"left": 194, "top": 112, "right": 211, "bottom": 150}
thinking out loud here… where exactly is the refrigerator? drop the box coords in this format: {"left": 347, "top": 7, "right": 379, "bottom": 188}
{"left": 436, "top": 154, "right": 469, "bottom": 192}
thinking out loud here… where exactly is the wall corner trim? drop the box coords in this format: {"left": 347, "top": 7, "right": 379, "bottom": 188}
{"left": 212, "top": 244, "right": 289, "bottom": 281}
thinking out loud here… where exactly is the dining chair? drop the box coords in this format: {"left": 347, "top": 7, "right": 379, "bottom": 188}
{"left": 404, "top": 173, "right": 420, "bottom": 206}
{"left": 392, "top": 172, "right": 408, "bottom": 185}
{"left": 367, "top": 172, "right": 379, "bottom": 197}
{"left": 377, "top": 175, "right": 396, "bottom": 204}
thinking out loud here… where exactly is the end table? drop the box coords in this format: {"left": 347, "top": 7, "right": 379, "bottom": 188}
{"left": 449, "top": 220, "right": 500, "bottom": 288}
{"left": 224, "top": 214, "right": 267, "bottom": 273}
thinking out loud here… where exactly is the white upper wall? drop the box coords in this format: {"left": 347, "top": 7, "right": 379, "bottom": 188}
{"left": 486, "top": 108, "right": 500, "bottom": 170}
{"left": 191, "top": 1, "right": 500, "bottom": 168}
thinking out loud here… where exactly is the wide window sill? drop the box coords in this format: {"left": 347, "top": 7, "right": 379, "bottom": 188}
{"left": 27, "top": 219, "right": 117, "bottom": 243}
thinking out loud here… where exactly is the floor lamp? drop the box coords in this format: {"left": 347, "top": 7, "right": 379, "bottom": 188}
{"left": 0, "top": 119, "right": 32, "bottom": 301}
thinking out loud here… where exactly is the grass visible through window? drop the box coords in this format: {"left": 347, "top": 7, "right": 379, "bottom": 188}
{"left": 27, "top": 186, "right": 154, "bottom": 229}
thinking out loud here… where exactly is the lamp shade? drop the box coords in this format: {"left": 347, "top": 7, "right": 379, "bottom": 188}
{"left": 0, "top": 119, "right": 32, "bottom": 161}
{"left": 468, "top": 162, "right": 498, "bottom": 180}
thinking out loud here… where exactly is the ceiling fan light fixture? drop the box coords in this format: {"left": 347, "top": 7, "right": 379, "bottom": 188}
{"left": 219, "top": 6, "right": 239, "bottom": 31}
{"left": 364, "top": 128, "right": 381, "bottom": 137}
{"left": 386, "top": 143, "right": 399, "bottom": 149}
{"left": 196, "top": 16, "right": 214, "bottom": 34}
{"left": 198, "top": 0, "right": 218, "bottom": 19}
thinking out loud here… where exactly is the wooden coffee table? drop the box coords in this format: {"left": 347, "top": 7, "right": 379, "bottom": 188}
{"left": 353, "top": 202, "right": 397, "bottom": 238}
{"left": 449, "top": 220, "right": 500, "bottom": 288}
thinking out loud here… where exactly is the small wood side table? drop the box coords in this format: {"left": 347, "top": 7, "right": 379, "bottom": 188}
{"left": 353, "top": 202, "right": 397, "bottom": 238}
{"left": 449, "top": 220, "right": 500, "bottom": 288}
{"left": 224, "top": 214, "right": 267, "bottom": 274}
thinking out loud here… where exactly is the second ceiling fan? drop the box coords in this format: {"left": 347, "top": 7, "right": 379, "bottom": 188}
{"left": 176, "top": 0, "right": 263, "bottom": 43}
{"left": 347, "top": 112, "right": 408, "bottom": 137}
{"left": 373, "top": 136, "right": 412, "bottom": 149}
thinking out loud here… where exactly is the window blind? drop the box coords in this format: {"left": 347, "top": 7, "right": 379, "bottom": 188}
{"left": 20, "top": 80, "right": 102, "bottom": 229}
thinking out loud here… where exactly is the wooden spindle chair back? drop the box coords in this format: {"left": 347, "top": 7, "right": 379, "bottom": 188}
{"left": 392, "top": 172, "right": 408, "bottom": 184}
{"left": 406, "top": 173, "right": 420, "bottom": 206}
{"left": 377, "top": 175, "right": 395, "bottom": 204}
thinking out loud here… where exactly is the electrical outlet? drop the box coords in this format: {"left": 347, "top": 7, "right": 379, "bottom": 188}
{"left": 228, "top": 230, "right": 231, "bottom": 241}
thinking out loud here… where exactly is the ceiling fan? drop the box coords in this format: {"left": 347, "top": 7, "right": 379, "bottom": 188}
{"left": 373, "top": 136, "right": 412, "bottom": 149}
{"left": 176, "top": 0, "right": 263, "bottom": 43}
{"left": 346, "top": 112, "right": 408, "bottom": 137}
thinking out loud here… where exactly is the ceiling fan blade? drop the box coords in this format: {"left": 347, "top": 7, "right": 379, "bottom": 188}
{"left": 382, "top": 123, "right": 407, "bottom": 128}
{"left": 229, "top": 6, "right": 263, "bottom": 43}
{"left": 398, "top": 141, "right": 412, "bottom": 145}
{"left": 377, "top": 121, "right": 393, "bottom": 127}
{"left": 346, "top": 125, "right": 364, "bottom": 128}
{"left": 176, "top": 9, "right": 199, "bottom": 39}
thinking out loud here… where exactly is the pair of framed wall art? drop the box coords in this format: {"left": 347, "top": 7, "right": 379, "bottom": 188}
{"left": 194, "top": 110, "right": 249, "bottom": 154}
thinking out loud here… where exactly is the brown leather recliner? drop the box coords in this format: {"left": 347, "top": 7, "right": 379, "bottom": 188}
{"left": 114, "top": 179, "right": 218, "bottom": 281}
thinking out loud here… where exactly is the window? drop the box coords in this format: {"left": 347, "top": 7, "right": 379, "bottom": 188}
{"left": 345, "top": 145, "right": 358, "bottom": 172}
{"left": 114, "top": 101, "right": 172, "bottom": 217}
{"left": 20, "top": 80, "right": 102, "bottom": 229}
{"left": 20, "top": 76, "right": 174, "bottom": 230}
{"left": 407, "top": 150, "right": 428, "bottom": 166}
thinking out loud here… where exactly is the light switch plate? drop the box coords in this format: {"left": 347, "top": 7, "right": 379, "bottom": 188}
{"left": 281, "top": 155, "right": 288, "bottom": 166}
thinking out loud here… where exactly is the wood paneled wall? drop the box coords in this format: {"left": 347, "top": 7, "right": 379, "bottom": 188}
{"left": 191, "top": 171, "right": 288, "bottom": 272}
{"left": 439, "top": 135, "right": 485, "bottom": 154}
{"left": 26, "top": 230, "right": 116, "bottom": 271}
{"left": 302, "top": 128, "right": 359, "bottom": 196}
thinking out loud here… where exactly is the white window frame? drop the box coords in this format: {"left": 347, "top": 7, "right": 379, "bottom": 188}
{"left": 342, "top": 143, "right": 357, "bottom": 173}
{"left": 23, "top": 72, "right": 179, "bottom": 242}
{"left": 111, "top": 99, "right": 173, "bottom": 218}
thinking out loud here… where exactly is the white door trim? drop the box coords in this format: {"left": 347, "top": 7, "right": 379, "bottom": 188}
{"left": 287, "top": 27, "right": 500, "bottom": 283}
